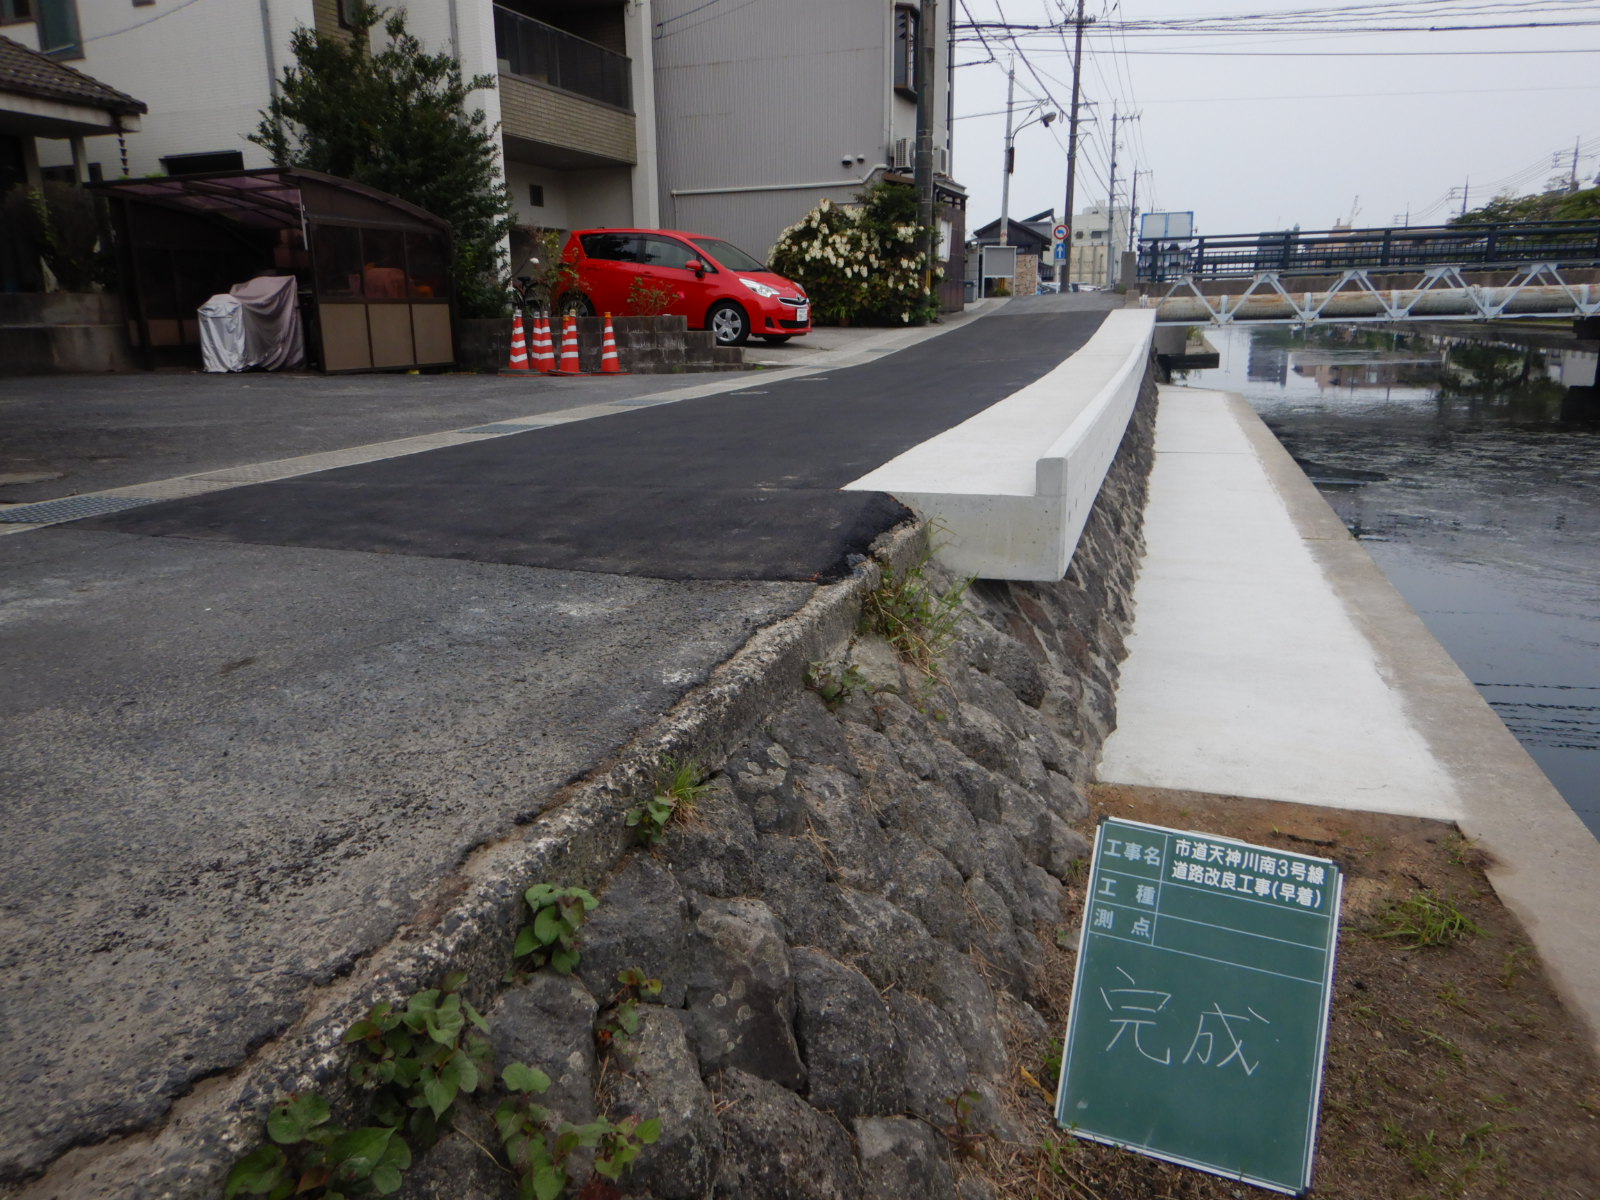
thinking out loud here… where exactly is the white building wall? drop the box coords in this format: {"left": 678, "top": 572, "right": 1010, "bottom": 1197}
{"left": 36, "top": 0, "right": 315, "bottom": 177}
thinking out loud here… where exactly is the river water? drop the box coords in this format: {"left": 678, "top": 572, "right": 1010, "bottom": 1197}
{"left": 1182, "top": 324, "right": 1600, "bottom": 838}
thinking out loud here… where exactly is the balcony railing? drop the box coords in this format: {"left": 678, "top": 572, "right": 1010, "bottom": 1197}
{"left": 494, "top": 6, "right": 631, "bottom": 110}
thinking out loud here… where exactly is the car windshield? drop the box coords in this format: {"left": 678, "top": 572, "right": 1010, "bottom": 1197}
{"left": 692, "top": 238, "right": 768, "bottom": 272}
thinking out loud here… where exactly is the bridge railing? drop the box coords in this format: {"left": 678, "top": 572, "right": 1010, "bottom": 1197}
{"left": 1138, "top": 220, "right": 1600, "bottom": 282}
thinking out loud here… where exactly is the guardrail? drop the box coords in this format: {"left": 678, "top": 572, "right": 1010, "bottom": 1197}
{"left": 1139, "top": 220, "right": 1600, "bottom": 282}
{"left": 493, "top": 5, "right": 632, "bottom": 110}
{"left": 843, "top": 310, "right": 1156, "bottom": 581}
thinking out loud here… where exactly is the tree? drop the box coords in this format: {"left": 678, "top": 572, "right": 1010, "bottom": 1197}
{"left": 250, "top": 3, "right": 515, "bottom": 317}
{"left": 1450, "top": 184, "right": 1600, "bottom": 226}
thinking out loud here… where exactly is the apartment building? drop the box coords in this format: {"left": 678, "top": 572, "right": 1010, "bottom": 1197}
{"left": 1068, "top": 202, "right": 1131, "bottom": 290}
{"left": 13, "top": 1, "right": 962, "bottom": 282}
{"left": 652, "top": 0, "right": 965, "bottom": 267}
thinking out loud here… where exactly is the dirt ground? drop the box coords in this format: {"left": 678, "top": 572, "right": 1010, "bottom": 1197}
{"left": 977, "top": 784, "right": 1600, "bottom": 1200}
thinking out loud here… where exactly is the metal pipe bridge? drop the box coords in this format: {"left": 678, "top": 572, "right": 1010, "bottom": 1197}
{"left": 1138, "top": 220, "right": 1600, "bottom": 327}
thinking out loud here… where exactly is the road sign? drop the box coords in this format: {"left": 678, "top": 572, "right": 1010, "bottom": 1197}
{"left": 1052, "top": 223, "right": 1069, "bottom": 242}
{"left": 1055, "top": 817, "right": 1343, "bottom": 1196}
{"left": 1053, "top": 244, "right": 1066, "bottom": 262}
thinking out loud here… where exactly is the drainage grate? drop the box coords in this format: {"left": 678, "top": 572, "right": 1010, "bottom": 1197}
{"left": 0, "top": 494, "right": 161, "bottom": 524}
{"left": 461, "top": 422, "right": 547, "bottom": 434}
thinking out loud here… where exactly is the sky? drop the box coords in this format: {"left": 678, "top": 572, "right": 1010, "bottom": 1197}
{"left": 949, "top": 0, "right": 1600, "bottom": 237}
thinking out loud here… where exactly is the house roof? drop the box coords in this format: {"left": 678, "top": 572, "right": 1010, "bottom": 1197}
{"left": 0, "top": 34, "right": 146, "bottom": 115}
{"left": 969, "top": 216, "right": 1052, "bottom": 248}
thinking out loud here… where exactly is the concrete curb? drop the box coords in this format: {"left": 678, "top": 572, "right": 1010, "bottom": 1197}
{"left": 22, "top": 524, "right": 929, "bottom": 1198}
{"left": 1230, "top": 393, "right": 1600, "bottom": 1053}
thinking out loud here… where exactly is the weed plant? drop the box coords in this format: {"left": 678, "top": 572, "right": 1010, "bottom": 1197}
{"left": 860, "top": 559, "right": 971, "bottom": 677}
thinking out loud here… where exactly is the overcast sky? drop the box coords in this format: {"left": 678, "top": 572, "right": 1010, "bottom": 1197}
{"left": 949, "top": 0, "right": 1600, "bottom": 237}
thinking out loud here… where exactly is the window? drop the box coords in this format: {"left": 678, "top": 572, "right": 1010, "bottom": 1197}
{"left": 579, "top": 232, "right": 643, "bottom": 263}
{"left": 36, "top": 0, "right": 81, "bottom": 57}
{"left": 159, "top": 150, "right": 245, "bottom": 176}
{"left": 0, "top": 1, "right": 33, "bottom": 26}
{"left": 528, "top": 184, "right": 544, "bottom": 208}
{"left": 893, "top": 5, "right": 918, "bottom": 95}
{"left": 337, "top": 0, "right": 359, "bottom": 29}
{"left": 639, "top": 236, "right": 699, "bottom": 271}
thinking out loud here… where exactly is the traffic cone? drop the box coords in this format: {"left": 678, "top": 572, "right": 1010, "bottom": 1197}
{"left": 529, "top": 311, "right": 555, "bottom": 373}
{"left": 598, "top": 313, "right": 628, "bottom": 375}
{"left": 553, "top": 312, "right": 583, "bottom": 375}
{"left": 502, "top": 312, "right": 530, "bottom": 372}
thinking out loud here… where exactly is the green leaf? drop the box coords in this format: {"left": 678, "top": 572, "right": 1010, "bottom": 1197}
{"left": 224, "top": 1144, "right": 289, "bottom": 1198}
{"left": 532, "top": 905, "right": 564, "bottom": 946}
{"left": 328, "top": 1125, "right": 395, "bottom": 1178}
{"left": 343, "top": 1019, "right": 382, "bottom": 1044}
{"left": 422, "top": 1073, "right": 457, "bottom": 1119}
{"left": 524, "top": 883, "right": 558, "bottom": 909}
{"left": 503, "top": 1062, "right": 552, "bottom": 1094}
{"left": 267, "top": 1093, "right": 330, "bottom": 1146}
{"left": 464, "top": 1000, "right": 490, "bottom": 1033}
{"left": 449, "top": 1048, "right": 480, "bottom": 1094}
{"left": 440, "top": 969, "right": 467, "bottom": 993}
{"left": 532, "top": 1160, "right": 566, "bottom": 1200}
{"left": 513, "top": 924, "right": 540, "bottom": 959}
{"left": 637, "top": 1117, "right": 662, "bottom": 1144}
{"left": 550, "top": 945, "right": 580, "bottom": 974}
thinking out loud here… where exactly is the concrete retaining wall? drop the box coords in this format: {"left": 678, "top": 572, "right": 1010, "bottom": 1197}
{"left": 0, "top": 292, "right": 137, "bottom": 376}
{"left": 845, "top": 310, "right": 1157, "bottom": 581}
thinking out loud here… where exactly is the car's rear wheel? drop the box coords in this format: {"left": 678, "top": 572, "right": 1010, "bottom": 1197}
{"left": 558, "top": 291, "right": 595, "bottom": 320}
{"left": 708, "top": 301, "right": 750, "bottom": 346}
{"left": 760, "top": 334, "right": 793, "bottom": 345}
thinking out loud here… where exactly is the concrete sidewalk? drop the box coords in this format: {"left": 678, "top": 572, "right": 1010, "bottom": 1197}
{"left": 1098, "top": 385, "right": 1600, "bottom": 1050}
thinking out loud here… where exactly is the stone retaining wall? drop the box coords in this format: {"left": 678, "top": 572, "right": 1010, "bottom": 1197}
{"left": 394, "top": 366, "right": 1158, "bottom": 1199}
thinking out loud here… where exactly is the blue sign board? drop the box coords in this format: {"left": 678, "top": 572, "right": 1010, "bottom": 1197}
{"left": 1055, "top": 818, "right": 1343, "bottom": 1195}
{"left": 1053, "top": 243, "right": 1067, "bottom": 261}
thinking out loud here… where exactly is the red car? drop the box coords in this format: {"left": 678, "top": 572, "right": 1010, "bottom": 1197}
{"left": 555, "top": 228, "right": 811, "bottom": 346}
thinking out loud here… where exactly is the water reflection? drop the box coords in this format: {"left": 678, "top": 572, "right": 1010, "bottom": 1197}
{"left": 1185, "top": 324, "right": 1600, "bottom": 837}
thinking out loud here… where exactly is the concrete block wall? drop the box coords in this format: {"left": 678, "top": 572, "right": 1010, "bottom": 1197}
{"left": 456, "top": 314, "right": 744, "bottom": 374}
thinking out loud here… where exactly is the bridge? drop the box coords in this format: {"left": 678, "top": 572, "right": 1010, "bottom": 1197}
{"left": 1137, "top": 220, "right": 1600, "bottom": 327}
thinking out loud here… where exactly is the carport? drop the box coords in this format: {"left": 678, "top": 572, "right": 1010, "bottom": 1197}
{"left": 93, "top": 167, "right": 455, "bottom": 372}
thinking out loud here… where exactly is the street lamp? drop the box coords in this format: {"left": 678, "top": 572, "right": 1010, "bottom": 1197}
{"left": 999, "top": 106, "right": 1055, "bottom": 246}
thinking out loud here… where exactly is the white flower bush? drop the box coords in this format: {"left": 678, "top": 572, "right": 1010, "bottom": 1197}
{"left": 768, "top": 183, "right": 941, "bottom": 326}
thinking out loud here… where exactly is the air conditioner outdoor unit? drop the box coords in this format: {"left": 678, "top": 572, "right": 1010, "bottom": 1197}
{"left": 891, "top": 138, "right": 911, "bottom": 171}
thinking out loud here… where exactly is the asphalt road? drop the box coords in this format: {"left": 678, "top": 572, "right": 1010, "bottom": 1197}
{"left": 0, "top": 296, "right": 1113, "bottom": 1183}
{"left": 79, "top": 307, "right": 1109, "bottom": 580}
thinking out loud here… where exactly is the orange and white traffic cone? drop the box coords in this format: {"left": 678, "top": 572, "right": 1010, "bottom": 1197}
{"left": 502, "top": 312, "right": 530, "bottom": 373}
{"left": 553, "top": 312, "right": 583, "bottom": 375}
{"left": 598, "top": 313, "right": 628, "bottom": 375}
{"left": 529, "top": 311, "right": 555, "bottom": 373}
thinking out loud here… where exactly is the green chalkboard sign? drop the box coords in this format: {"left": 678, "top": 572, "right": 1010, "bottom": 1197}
{"left": 1055, "top": 817, "right": 1344, "bottom": 1196}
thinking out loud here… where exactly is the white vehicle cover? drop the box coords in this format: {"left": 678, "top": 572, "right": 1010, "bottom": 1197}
{"left": 198, "top": 293, "right": 246, "bottom": 373}
{"left": 198, "top": 275, "right": 306, "bottom": 372}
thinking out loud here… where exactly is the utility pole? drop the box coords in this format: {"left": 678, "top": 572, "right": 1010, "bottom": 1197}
{"left": 999, "top": 56, "right": 1015, "bottom": 246}
{"left": 1460, "top": 176, "right": 1470, "bottom": 217}
{"left": 1571, "top": 136, "right": 1582, "bottom": 192}
{"left": 1127, "top": 168, "right": 1144, "bottom": 256}
{"left": 915, "top": 0, "right": 938, "bottom": 285}
{"left": 1060, "top": 0, "right": 1089, "bottom": 287}
{"left": 1106, "top": 107, "right": 1120, "bottom": 288}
